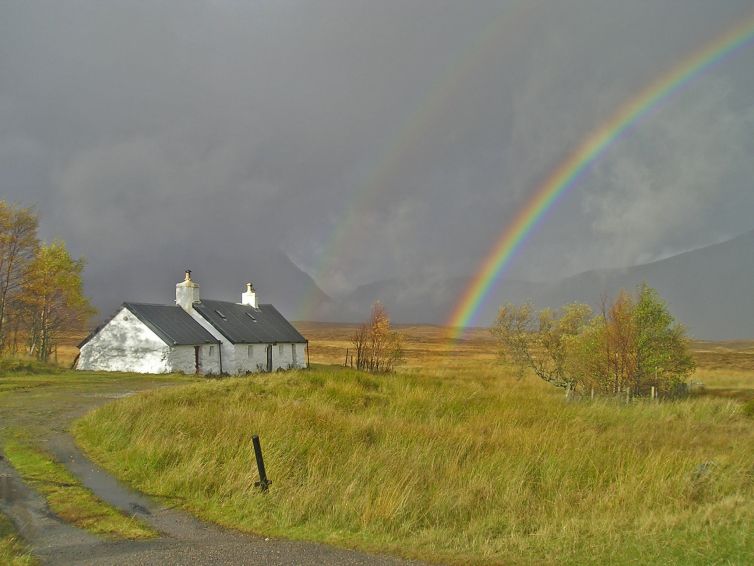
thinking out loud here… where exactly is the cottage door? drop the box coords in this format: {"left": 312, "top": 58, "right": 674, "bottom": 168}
{"left": 194, "top": 346, "right": 201, "bottom": 374}
{"left": 266, "top": 345, "right": 273, "bottom": 372}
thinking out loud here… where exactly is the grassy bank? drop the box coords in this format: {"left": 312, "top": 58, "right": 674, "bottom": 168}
{"left": 75, "top": 364, "right": 754, "bottom": 565}
{"left": 0, "top": 513, "right": 36, "bottom": 566}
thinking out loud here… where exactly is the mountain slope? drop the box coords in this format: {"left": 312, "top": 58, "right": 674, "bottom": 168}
{"left": 318, "top": 229, "right": 754, "bottom": 340}
{"left": 528, "top": 229, "right": 754, "bottom": 340}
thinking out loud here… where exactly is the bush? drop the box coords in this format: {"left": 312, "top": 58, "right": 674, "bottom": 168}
{"left": 492, "top": 285, "right": 695, "bottom": 397}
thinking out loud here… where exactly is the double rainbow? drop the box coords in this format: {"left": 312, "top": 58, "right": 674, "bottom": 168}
{"left": 297, "top": 1, "right": 532, "bottom": 319}
{"left": 447, "top": 11, "right": 754, "bottom": 337}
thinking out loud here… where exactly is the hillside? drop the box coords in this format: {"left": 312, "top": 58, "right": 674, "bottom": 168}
{"left": 528, "top": 229, "right": 754, "bottom": 340}
{"left": 314, "top": 229, "right": 754, "bottom": 340}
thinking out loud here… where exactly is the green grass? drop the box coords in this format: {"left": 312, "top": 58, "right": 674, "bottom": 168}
{"left": 2, "top": 437, "right": 157, "bottom": 540}
{"left": 0, "top": 358, "right": 62, "bottom": 376}
{"left": 74, "top": 364, "right": 754, "bottom": 565}
{"left": 0, "top": 513, "right": 36, "bottom": 566}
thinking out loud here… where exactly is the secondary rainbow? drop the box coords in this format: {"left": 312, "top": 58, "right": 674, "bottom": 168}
{"left": 447, "top": 12, "right": 754, "bottom": 337}
{"left": 296, "top": 2, "right": 532, "bottom": 320}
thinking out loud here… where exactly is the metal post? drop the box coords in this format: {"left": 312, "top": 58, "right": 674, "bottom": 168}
{"left": 252, "top": 435, "right": 271, "bottom": 492}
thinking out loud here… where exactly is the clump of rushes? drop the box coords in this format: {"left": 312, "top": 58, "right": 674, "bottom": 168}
{"left": 0, "top": 512, "right": 36, "bottom": 566}
{"left": 2, "top": 438, "right": 157, "bottom": 540}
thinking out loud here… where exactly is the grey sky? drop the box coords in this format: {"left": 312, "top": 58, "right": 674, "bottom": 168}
{"left": 2, "top": 0, "right": 753, "bottom": 310}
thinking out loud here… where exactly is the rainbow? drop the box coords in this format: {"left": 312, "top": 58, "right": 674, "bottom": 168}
{"left": 447, "top": 11, "right": 754, "bottom": 338}
{"left": 296, "top": 1, "right": 533, "bottom": 319}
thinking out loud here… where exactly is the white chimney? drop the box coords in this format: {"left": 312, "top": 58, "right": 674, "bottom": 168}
{"left": 241, "top": 282, "right": 257, "bottom": 308}
{"left": 176, "top": 270, "right": 200, "bottom": 311}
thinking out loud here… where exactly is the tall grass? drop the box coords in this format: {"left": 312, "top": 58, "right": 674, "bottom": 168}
{"left": 75, "top": 364, "right": 754, "bottom": 564}
{"left": 0, "top": 513, "right": 36, "bottom": 566}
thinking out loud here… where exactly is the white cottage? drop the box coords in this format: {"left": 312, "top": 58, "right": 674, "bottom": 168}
{"left": 76, "top": 271, "right": 308, "bottom": 375}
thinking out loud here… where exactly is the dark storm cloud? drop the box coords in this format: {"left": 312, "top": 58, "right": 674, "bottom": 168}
{"left": 1, "top": 0, "right": 753, "bottom": 307}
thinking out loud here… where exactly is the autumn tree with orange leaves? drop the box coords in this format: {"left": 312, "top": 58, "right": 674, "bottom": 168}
{"left": 0, "top": 201, "right": 94, "bottom": 361}
{"left": 351, "top": 301, "right": 404, "bottom": 373}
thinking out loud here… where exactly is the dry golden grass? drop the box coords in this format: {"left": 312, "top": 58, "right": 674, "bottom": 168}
{"left": 71, "top": 322, "right": 754, "bottom": 565}
{"left": 297, "top": 322, "right": 499, "bottom": 370}
{"left": 0, "top": 513, "right": 35, "bottom": 566}
{"left": 297, "top": 322, "right": 754, "bottom": 392}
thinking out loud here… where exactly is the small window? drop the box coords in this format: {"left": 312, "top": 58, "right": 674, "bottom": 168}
{"left": 278, "top": 343, "right": 284, "bottom": 356}
{"left": 209, "top": 345, "right": 215, "bottom": 356}
{"left": 215, "top": 310, "right": 226, "bottom": 319}
{"left": 248, "top": 345, "right": 253, "bottom": 357}
{"left": 246, "top": 312, "right": 257, "bottom": 322}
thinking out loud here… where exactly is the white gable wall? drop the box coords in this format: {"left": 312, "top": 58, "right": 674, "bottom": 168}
{"left": 77, "top": 308, "right": 171, "bottom": 373}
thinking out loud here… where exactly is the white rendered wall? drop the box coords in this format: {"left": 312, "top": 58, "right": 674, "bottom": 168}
{"left": 77, "top": 308, "right": 171, "bottom": 373}
{"left": 183, "top": 305, "right": 307, "bottom": 374}
{"left": 199, "top": 343, "right": 222, "bottom": 375}
{"left": 166, "top": 344, "right": 221, "bottom": 375}
{"left": 231, "top": 343, "right": 269, "bottom": 374}
{"left": 275, "top": 342, "right": 307, "bottom": 370}
{"left": 230, "top": 342, "right": 307, "bottom": 373}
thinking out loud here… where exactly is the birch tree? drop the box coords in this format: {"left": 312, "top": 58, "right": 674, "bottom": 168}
{"left": 351, "top": 301, "right": 404, "bottom": 373}
{"left": 22, "top": 241, "right": 95, "bottom": 362}
{"left": 0, "top": 202, "right": 39, "bottom": 351}
{"left": 492, "top": 286, "right": 695, "bottom": 396}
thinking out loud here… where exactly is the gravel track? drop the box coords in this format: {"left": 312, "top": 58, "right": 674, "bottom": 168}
{"left": 0, "top": 376, "right": 424, "bottom": 565}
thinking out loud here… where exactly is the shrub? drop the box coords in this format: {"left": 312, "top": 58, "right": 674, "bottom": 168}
{"left": 492, "top": 285, "right": 695, "bottom": 397}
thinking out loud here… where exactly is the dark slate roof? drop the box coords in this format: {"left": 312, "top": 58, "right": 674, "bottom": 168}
{"left": 123, "top": 303, "right": 220, "bottom": 346}
{"left": 79, "top": 303, "right": 219, "bottom": 348}
{"left": 193, "top": 300, "right": 307, "bottom": 344}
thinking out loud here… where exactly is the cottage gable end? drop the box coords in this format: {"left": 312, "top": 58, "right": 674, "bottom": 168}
{"left": 77, "top": 307, "right": 171, "bottom": 373}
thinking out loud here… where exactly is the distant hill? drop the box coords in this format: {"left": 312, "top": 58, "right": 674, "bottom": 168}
{"left": 312, "top": 229, "right": 754, "bottom": 340}
{"left": 526, "top": 229, "right": 754, "bottom": 340}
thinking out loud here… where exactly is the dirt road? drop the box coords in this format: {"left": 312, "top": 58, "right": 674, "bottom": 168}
{"left": 0, "top": 373, "right": 421, "bottom": 565}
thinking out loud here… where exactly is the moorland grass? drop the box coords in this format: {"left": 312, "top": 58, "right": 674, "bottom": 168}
{"left": 0, "top": 358, "right": 62, "bottom": 376}
{"left": 0, "top": 513, "right": 36, "bottom": 566}
{"left": 2, "top": 438, "right": 157, "bottom": 540}
{"left": 75, "top": 363, "right": 754, "bottom": 565}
